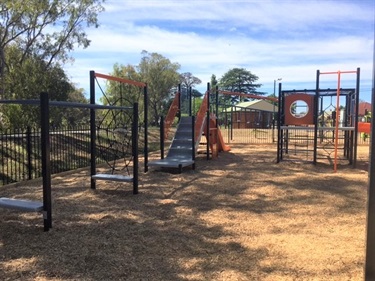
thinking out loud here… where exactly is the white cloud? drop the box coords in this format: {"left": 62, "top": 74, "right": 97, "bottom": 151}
{"left": 64, "top": 0, "right": 374, "bottom": 101}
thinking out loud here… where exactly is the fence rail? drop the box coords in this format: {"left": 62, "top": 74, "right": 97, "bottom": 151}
{"left": 220, "top": 126, "right": 370, "bottom": 145}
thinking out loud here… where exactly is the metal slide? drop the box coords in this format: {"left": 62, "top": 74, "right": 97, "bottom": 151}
{"left": 148, "top": 116, "right": 195, "bottom": 173}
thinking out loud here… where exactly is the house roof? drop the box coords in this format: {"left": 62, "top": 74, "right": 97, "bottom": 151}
{"left": 224, "top": 100, "right": 278, "bottom": 113}
{"left": 359, "top": 102, "right": 371, "bottom": 116}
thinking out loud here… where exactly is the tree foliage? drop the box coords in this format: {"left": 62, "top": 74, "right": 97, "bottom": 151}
{"left": 138, "top": 51, "right": 180, "bottom": 126}
{"left": 178, "top": 72, "right": 202, "bottom": 115}
{"left": 219, "top": 67, "right": 263, "bottom": 104}
{"left": 100, "top": 63, "right": 144, "bottom": 127}
{"left": 0, "top": 0, "right": 104, "bottom": 73}
{"left": 0, "top": 0, "right": 104, "bottom": 128}
{"left": 219, "top": 68, "right": 262, "bottom": 94}
{"left": 1, "top": 46, "right": 88, "bottom": 128}
{"left": 179, "top": 72, "right": 201, "bottom": 90}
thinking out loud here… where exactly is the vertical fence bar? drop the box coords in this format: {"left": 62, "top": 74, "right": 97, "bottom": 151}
{"left": 26, "top": 126, "right": 32, "bottom": 180}
{"left": 0, "top": 131, "right": 2, "bottom": 184}
{"left": 17, "top": 128, "right": 21, "bottom": 182}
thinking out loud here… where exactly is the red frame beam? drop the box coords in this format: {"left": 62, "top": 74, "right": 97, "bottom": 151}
{"left": 94, "top": 72, "right": 146, "bottom": 88}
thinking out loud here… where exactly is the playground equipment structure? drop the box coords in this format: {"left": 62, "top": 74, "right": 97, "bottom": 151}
{"left": 277, "top": 68, "right": 361, "bottom": 172}
{"left": 89, "top": 71, "right": 148, "bottom": 191}
{"left": 0, "top": 71, "right": 147, "bottom": 231}
{"left": 148, "top": 83, "right": 233, "bottom": 173}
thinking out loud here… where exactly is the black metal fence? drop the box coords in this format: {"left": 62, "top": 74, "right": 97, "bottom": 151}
{"left": 220, "top": 125, "right": 370, "bottom": 145}
{"left": 0, "top": 124, "right": 369, "bottom": 186}
{"left": 0, "top": 126, "right": 137, "bottom": 186}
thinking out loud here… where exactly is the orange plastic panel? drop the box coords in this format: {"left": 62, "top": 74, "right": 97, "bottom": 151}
{"left": 284, "top": 93, "right": 315, "bottom": 125}
{"left": 358, "top": 122, "right": 371, "bottom": 134}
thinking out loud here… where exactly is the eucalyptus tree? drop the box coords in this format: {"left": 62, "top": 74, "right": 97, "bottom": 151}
{"left": 0, "top": 0, "right": 104, "bottom": 127}
{"left": 0, "top": 0, "right": 105, "bottom": 98}
{"left": 138, "top": 51, "right": 180, "bottom": 126}
{"left": 100, "top": 63, "right": 144, "bottom": 127}
{"left": 179, "top": 72, "right": 201, "bottom": 115}
{"left": 1, "top": 46, "right": 87, "bottom": 128}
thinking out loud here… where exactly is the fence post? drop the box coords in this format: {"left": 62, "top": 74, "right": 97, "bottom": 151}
{"left": 26, "top": 126, "right": 32, "bottom": 180}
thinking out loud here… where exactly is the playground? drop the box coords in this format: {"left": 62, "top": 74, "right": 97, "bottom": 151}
{"left": 0, "top": 143, "right": 369, "bottom": 280}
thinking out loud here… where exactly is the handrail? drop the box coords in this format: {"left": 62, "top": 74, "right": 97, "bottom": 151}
{"left": 164, "top": 91, "right": 180, "bottom": 140}
{"left": 194, "top": 91, "right": 209, "bottom": 148}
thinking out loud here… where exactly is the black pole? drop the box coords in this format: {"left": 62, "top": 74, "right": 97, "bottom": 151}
{"left": 160, "top": 116, "right": 165, "bottom": 159}
{"left": 132, "top": 103, "right": 139, "bottom": 194}
{"left": 353, "top": 67, "right": 360, "bottom": 168}
{"left": 188, "top": 86, "right": 192, "bottom": 117}
{"left": 192, "top": 116, "right": 196, "bottom": 170}
{"left": 144, "top": 84, "right": 148, "bottom": 172}
{"left": 178, "top": 84, "right": 181, "bottom": 121}
{"left": 206, "top": 83, "right": 210, "bottom": 160}
{"left": 40, "top": 92, "right": 52, "bottom": 231}
{"left": 230, "top": 106, "right": 233, "bottom": 141}
{"left": 215, "top": 86, "right": 219, "bottom": 146}
{"left": 89, "top": 70, "right": 96, "bottom": 189}
{"left": 276, "top": 85, "right": 282, "bottom": 163}
{"left": 365, "top": 36, "right": 375, "bottom": 279}
{"left": 215, "top": 85, "right": 219, "bottom": 119}
{"left": 206, "top": 110, "right": 210, "bottom": 160}
{"left": 313, "top": 70, "right": 320, "bottom": 164}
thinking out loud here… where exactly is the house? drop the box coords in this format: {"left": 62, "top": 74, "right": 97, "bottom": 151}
{"left": 221, "top": 100, "right": 278, "bottom": 129}
{"left": 358, "top": 102, "right": 371, "bottom": 122}
{"left": 359, "top": 102, "right": 371, "bottom": 116}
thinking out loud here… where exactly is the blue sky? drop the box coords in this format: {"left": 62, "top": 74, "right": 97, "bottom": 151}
{"left": 64, "top": 0, "right": 375, "bottom": 102}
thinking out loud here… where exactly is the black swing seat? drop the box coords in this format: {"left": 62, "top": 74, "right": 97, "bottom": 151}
{"left": 0, "top": 197, "right": 43, "bottom": 212}
{"left": 91, "top": 174, "right": 133, "bottom": 182}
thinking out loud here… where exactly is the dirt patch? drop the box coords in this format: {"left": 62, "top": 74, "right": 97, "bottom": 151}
{"left": 0, "top": 144, "right": 370, "bottom": 280}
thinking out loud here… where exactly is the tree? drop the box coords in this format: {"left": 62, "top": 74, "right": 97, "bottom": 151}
{"left": 219, "top": 68, "right": 263, "bottom": 103}
{"left": 179, "top": 72, "right": 201, "bottom": 115}
{"left": 210, "top": 74, "right": 218, "bottom": 90}
{"left": 138, "top": 51, "right": 180, "bottom": 126}
{"left": 209, "top": 74, "right": 219, "bottom": 107}
{"left": 179, "top": 72, "right": 201, "bottom": 90}
{"left": 101, "top": 63, "right": 144, "bottom": 127}
{"left": 1, "top": 45, "right": 87, "bottom": 128}
{"left": 191, "top": 89, "right": 203, "bottom": 115}
{"left": 0, "top": 0, "right": 105, "bottom": 97}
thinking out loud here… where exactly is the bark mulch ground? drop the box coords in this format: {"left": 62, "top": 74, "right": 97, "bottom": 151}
{"left": 0, "top": 144, "right": 370, "bottom": 280}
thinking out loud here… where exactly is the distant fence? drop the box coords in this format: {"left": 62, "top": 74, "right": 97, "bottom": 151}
{"left": 220, "top": 126, "right": 370, "bottom": 145}
{"left": 220, "top": 128, "right": 275, "bottom": 144}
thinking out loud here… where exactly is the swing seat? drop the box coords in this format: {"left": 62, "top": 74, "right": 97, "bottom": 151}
{"left": 0, "top": 197, "right": 43, "bottom": 212}
{"left": 91, "top": 174, "right": 133, "bottom": 182}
